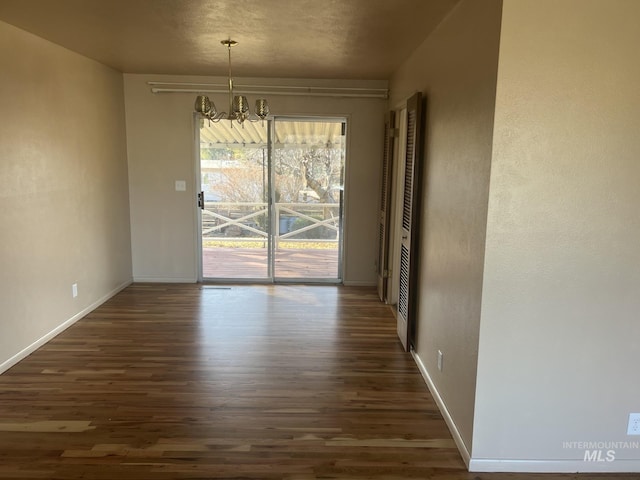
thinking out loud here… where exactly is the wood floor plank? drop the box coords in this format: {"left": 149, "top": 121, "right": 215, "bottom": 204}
{"left": 0, "top": 421, "right": 95, "bottom": 433}
{"left": 0, "top": 284, "right": 637, "bottom": 479}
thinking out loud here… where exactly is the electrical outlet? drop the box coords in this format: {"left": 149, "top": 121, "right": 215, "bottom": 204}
{"left": 437, "top": 350, "right": 443, "bottom": 372}
{"left": 72, "top": 283, "right": 78, "bottom": 298}
{"left": 628, "top": 413, "right": 640, "bottom": 435}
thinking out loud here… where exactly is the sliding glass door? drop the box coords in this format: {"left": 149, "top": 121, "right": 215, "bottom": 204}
{"left": 271, "top": 118, "right": 345, "bottom": 280}
{"left": 197, "top": 116, "right": 345, "bottom": 283}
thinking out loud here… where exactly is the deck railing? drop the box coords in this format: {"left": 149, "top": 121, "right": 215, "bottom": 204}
{"left": 202, "top": 202, "right": 340, "bottom": 247}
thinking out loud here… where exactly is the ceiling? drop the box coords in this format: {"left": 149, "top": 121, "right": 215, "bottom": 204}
{"left": 0, "top": 0, "right": 459, "bottom": 80}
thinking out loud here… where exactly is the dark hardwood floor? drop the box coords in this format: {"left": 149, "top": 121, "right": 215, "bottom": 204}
{"left": 0, "top": 284, "right": 636, "bottom": 479}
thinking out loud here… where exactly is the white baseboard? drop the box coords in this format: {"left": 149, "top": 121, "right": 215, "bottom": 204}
{"left": 0, "top": 279, "right": 132, "bottom": 375}
{"left": 342, "top": 280, "right": 376, "bottom": 286}
{"left": 133, "top": 276, "right": 197, "bottom": 283}
{"left": 470, "top": 458, "right": 640, "bottom": 473}
{"left": 411, "top": 352, "right": 640, "bottom": 474}
{"left": 411, "top": 351, "right": 471, "bottom": 468}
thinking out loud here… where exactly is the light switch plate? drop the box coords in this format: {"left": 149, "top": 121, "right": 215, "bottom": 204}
{"left": 175, "top": 180, "right": 186, "bottom": 191}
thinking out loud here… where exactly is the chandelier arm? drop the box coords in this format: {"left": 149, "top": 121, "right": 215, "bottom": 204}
{"left": 209, "top": 111, "right": 229, "bottom": 122}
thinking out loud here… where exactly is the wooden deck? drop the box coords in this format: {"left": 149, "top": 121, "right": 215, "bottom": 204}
{"left": 203, "top": 247, "right": 339, "bottom": 279}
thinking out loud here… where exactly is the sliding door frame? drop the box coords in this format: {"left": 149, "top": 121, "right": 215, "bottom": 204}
{"left": 270, "top": 115, "right": 346, "bottom": 284}
{"left": 195, "top": 114, "right": 347, "bottom": 284}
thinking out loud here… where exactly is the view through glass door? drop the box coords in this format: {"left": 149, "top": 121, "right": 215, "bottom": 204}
{"left": 198, "top": 117, "right": 346, "bottom": 282}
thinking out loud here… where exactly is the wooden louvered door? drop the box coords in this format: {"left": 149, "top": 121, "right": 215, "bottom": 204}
{"left": 376, "top": 111, "right": 396, "bottom": 302}
{"left": 397, "top": 92, "right": 423, "bottom": 352}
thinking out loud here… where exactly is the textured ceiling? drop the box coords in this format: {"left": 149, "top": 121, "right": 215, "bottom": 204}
{"left": 0, "top": 0, "right": 459, "bottom": 79}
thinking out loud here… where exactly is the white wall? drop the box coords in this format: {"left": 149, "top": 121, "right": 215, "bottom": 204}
{"left": 389, "top": 0, "right": 502, "bottom": 455}
{"left": 473, "top": 0, "right": 640, "bottom": 472}
{"left": 124, "top": 75, "right": 387, "bottom": 285}
{"left": 0, "top": 21, "right": 132, "bottom": 371}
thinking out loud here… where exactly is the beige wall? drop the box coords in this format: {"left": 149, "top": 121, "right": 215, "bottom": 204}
{"left": 389, "top": 0, "right": 502, "bottom": 454}
{"left": 124, "top": 75, "right": 387, "bottom": 284}
{"left": 0, "top": 22, "right": 132, "bottom": 370}
{"left": 473, "top": 0, "right": 640, "bottom": 472}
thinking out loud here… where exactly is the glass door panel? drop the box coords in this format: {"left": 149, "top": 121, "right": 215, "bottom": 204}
{"left": 272, "top": 118, "right": 346, "bottom": 281}
{"left": 199, "top": 119, "right": 270, "bottom": 280}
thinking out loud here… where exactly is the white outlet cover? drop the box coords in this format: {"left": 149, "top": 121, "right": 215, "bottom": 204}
{"left": 628, "top": 413, "right": 640, "bottom": 435}
{"left": 175, "top": 180, "right": 186, "bottom": 191}
{"left": 437, "top": 350, "right": 443, "bottom": 371}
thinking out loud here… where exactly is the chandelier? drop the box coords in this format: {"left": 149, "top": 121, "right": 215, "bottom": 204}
{"left": 194, "top": 39, "right": 269, "bottom": 126}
